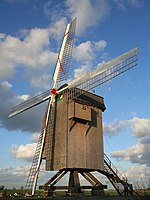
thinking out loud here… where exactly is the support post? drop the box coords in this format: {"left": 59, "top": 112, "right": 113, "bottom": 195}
{"left": 67, "top": 170, "right": 83, "bottom": 196}
{"left": 39, "top": 168, "right": 107, "bottom": 197}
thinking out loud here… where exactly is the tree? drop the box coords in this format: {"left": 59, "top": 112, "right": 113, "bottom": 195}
{"left": 20, "top": 186, "right": 24, "bottom": 190}
{"left": 0, "top": 185, "right": 4, "bottom": 190}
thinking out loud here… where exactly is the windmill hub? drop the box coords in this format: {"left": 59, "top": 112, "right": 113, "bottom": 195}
{"left": 50, "top": 88, "right": 59, "bottom": 96}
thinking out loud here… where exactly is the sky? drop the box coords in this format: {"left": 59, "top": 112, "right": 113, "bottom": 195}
{"left": 0, "top": 0, "right": 150, "bottom": 190}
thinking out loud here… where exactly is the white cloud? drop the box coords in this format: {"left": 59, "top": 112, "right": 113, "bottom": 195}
{"left": 123, "top": 165, "right": 150, "bottom": 186}
{"left": 10, "top": 143, "right": 36, "bottom": 162}
{"left": 100, "top": 52, "right": 109, "bottom": 62}
{"left": 31, "top": 74, "right": 53, "bottom": 90}
{"left": 113, "top": 0, "right": 127, "bottom": 10}
{"left": 44, "top": 1, "right": 65, "bottom": 23}
{"left": 0, "top": 165, "right": 30, "bottom": 188}
{"left": 130, "top": 117, "right": 150, "bottom": 138}
{"left": 94, "top": 40, "right": 107, "bottom": 50}
{"left": 114, "top": 0, "right": 142, "bottom": 11}
{"left": 73, "top": 40, "right": 107, "bottom": 78}
{"left": 104, "top": 117, "right": 150, "bottom": 138}
{"left": 74, "top": 41, "right": 94, "bottom": 62}
{"left": 12, "top": 165, "right": 30, "bottom": 176}
{"left": 74, "top": 40, "right": 107, "bottom": 62}
{"left": 0, "top": 166, "right": 13, "bottom": 175}
{"left": 0, "top": 33, "right": 6, "bottom": 40}
{"left": 17, "top": 94, "right": 30, "bottom": 102}
{"left": 104, "top": 119, "right": 127, "bottom": 137}
{"left": 43, "top": 0, "right": 141, "bottom": 37}
{"left": 0, "top": 164, "right": 53, "bottom": 189}
{"left": 66, "top": 0, "right": 110, "bottom": 35}
{"left": 104, "top": 117, "right": 150, "bottom": 166}
{"left": 0, "top": 28, "right": 57, "bottom": 79}
{"left": 111, "top": 143, "right": 144, "bottom": 161}
{"left": 1, "top": 81, "right": 12, "bottom": 89}
{"left": 49, "top": 18, "right": 68, "bottom": 40}
{"left": 74, "top": 64, "right": 89, "bottom": 79}
{"left": 110, "top": 139, "right": 150, "bottom": 166}
{"left": 32, "top": 132, "right": 40, "bottom": 143}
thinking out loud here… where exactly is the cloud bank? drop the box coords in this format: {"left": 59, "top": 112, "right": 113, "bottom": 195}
{"left": 0, "top": 81, "right": 45, "bottom": 132}
{"left": 104, "top": 117, "right": 150, "bottom": 167}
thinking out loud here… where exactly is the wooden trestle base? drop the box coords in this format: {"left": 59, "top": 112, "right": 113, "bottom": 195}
{"left": 39, "top": 168, "right": 107, "bottom": 197}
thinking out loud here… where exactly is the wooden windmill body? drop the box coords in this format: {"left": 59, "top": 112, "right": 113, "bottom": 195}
{"left": 43, "top": 90, "right": 105, "bottom": 171}
{"left": 9, "top": 18, "right": 139, "bottom": 196}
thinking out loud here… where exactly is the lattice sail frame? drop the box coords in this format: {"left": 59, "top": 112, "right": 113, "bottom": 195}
{"left": 66, "top": 47, "right": 139, "bottom": 100}
{"left": 57, "top": 18, "right": 76, "bottom": 82}
{"left": 53, "top": 18, "right": 76, "bottom": 84}
{"left": 8, "top": 90, "right": 51, "bottom": 118}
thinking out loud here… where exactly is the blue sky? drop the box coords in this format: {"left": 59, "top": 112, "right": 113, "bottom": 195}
{"left": 0, "top": 0, "right": 150, "bottom": 189}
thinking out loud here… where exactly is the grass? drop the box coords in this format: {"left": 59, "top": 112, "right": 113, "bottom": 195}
{"left": 0, "top": 189, "right": 119, "bottom": 197}
{"left": 105, "top": 189, "right": 119, "bottom": 196}
{"left": 0, "top": 188, "right": 149, "bottom": 198}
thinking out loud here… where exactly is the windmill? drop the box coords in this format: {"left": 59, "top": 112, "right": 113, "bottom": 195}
{"left": 9, "top": 18, "right": 139, "bottom": 197}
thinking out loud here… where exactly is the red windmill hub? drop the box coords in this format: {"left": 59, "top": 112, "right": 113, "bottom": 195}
{"left": 50, "top": 88, "right": 59, "bottom": 96}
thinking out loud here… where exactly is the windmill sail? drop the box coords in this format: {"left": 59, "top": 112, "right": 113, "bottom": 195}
{"left": 25, "top": 99, "right": 53, "bottom": 195}
{"left": 24, "top": 19, "right": 77, "bottom": 195}
{"left": 8, "top": 90, "right": 51, "bottom": 118}
{"left": 66, "top": 47, "right": 139, "bottom": 99}
{"left": 53, "top": 18, "right": 76, "bottom": 85}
